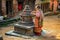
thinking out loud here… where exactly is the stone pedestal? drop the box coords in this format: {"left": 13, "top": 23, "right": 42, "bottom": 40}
{"left": 14, "top": 22, "right": 34, "bottom": 35}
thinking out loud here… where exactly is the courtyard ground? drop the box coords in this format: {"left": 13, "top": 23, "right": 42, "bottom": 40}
{"left": 0, "top": 15, "right": 60, "bottom": 40}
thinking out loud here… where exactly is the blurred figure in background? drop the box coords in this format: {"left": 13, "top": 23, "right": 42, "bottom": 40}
{"left": 50, "top": 0, "right": 58, "bottom": 13}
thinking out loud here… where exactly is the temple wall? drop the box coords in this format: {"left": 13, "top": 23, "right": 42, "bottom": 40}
{"left": 1, "top": 0, "right": 36, "bottom": 17}
{"left": 35, "top": 0, "right": 50, "bottom": 12}
{"left": 1, "top": 0, "right": 18, "bottom": 17}
{"left": 1, "top": 0, "right": 51, "bottom": 17}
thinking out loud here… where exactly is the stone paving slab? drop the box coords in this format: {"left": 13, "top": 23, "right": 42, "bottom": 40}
{"left": 14, "top": 23, "right": 34, "bottom": 29}
{"left": 5, "top": 30, "right": 36, "bottom": 39}
{"left": 5, "top": 30, "right": 52, "bottom": 39}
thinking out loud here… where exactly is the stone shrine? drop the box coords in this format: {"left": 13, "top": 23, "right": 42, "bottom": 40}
{"left": 14, "top": 5, "right": 34, "bottom": 36}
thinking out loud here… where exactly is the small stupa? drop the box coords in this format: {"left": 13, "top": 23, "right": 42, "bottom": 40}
{"left": 14, "top": 5, "right": 34, "bottom": 35}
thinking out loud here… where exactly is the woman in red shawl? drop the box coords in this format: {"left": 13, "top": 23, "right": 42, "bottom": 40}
{"left": 31, "top": 5, "right": 44, "bottom": 36}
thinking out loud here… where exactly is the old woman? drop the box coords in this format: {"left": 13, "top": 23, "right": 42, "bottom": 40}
{"left": 31, "top": 5, "right": 44, "bottom": 36}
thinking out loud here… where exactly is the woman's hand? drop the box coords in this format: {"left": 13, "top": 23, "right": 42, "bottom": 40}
{"left": 31, "top": 11, "right": 36, "bottom": 15}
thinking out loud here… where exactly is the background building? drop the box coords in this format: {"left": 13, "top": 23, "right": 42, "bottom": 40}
{"left": 0, "top": 0, "right": 50, "bottom": 18}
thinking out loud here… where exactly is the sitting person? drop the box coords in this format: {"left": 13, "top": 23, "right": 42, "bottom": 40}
{"left": 31, "top": 5, "right": 44, "bottom": 36}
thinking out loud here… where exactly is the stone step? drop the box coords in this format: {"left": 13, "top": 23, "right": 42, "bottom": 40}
{"left": 14, "top": 22, "right": 34, "bottom": 29}
{"left": 14, "top": 23, "right": 34, "bottom": 35}
{"left": 14, "top": 27, "right": 34, "bottom": 35}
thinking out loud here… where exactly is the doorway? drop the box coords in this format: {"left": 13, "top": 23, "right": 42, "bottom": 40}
{"left": 18, "top": 0, "right": 24, "bottom": 11}
{"left": 6, "top": 0, "right": 13, "bottom": 18}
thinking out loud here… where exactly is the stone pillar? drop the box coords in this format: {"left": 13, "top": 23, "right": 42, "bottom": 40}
{"left": 2, "top": 0, "right": 6, "bottom": 16}
{"left": 0, "top": 0, "right": 2, "bottom": 16}
{"left": 13, "top": 0, "right": 18, "bottom": 17}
